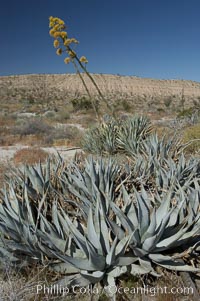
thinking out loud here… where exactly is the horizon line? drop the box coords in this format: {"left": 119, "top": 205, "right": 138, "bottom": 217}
{"left": 1, "top": 72, "right": 200, "bottom": 84}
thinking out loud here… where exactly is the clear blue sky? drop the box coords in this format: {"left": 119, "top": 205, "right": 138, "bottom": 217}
{"left": 1, "top": 0, "right": 200, "bottom": 81}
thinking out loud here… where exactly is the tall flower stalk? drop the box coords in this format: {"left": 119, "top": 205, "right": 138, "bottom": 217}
{"left": 49, "top": 16, "right": 115, "bottom": 120}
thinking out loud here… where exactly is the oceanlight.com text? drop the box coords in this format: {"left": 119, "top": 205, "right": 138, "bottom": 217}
{"left": 36, "top": 284, "right": 193, "bottom": 297}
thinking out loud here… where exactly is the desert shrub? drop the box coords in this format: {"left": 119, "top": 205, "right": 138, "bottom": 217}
{"left": 45, "top": 110, "right": 71, "bottom": 122}
{"left": 163, "top": 96, "right": 173, "bottom": 108}
{"left": 51, "top": 106, "right": 70, "bottom": 120}
{"left": 44, "top": 125, "right": 82, "bottom": 146}
{"left": 13, "top": 118, "right": 54, "bottom": 136}
{"left": 157, "top": 107, "right": 165, "bottom": 113}
{"left": 71, "top": 97, "right": 98, "bottom": 111}
{"left": 177, "top": 107, "right": 194, "bottom": 118}
{"left": 54, "top": 126, "right": 81, "bottom": 140}
{"left": 44, "top": 110, "right": 56, "bottom": 119}
{"left": 11, "top": 117, "right": 82, "bottom": 146}
{"left": 13, "top": 147, "right": 49, "bottom": 165}
{"left": 56, "top": 109, "right": 70, "bottom": 121}
{"left": 113, "top": 99, "right": 133, "bottom": 113}
{"left": 121, "top": 99, "right": 132, "bottom": 111}
{"left": 182, "top": 124, "right": 200, "bottom": 154}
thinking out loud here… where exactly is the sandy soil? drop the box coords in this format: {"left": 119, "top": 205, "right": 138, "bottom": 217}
{"left": 0, "top": 145, "right": 81, "bottom": 163}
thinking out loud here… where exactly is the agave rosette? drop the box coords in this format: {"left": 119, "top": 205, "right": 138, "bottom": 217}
{"left": 108, "top": 185, "right": 200, "bottom": 273}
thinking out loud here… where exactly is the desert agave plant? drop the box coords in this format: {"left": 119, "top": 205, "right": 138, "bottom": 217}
{"left": 82, "top": 114, "right": 152, "bottom": 156}
{"left": 118, "top": 131, "right": 183, "bottom": 162}
{"left": 35, "top": 198, "right": 138, "bottom": 299}
{"left": 82, "top": 116, "right": 119, "bottom": 155}
{"left": 82, "top": 114, "right": 193, "bottom": 168}
{"left": 44, "top": 185, "right": 200, "bottom": 273}
{"left": 60, "top": 156, "right": 121, "bottom": 217}
{"left": 4, "top": 156, "right": 63, "bottom": 196}
{"left": 116, "top": 115, "right": 152, "bottom": 156}
{"left": 140, "top": 133, "right": 183, "bottom": 161}
{"left": 1, "top": 183, "right": 200, "bottom": 300}
{"left": 0, "top": 152, "right": 200, "bottom": 299}
{"left": 154, "top": 154, "right": 200, "bottom": 192}
{"left": 131, "top": 151, "right": 200, "bottom": 192}
{"left": 62, "top": 150, "right": 200, "bottom": 212}
{"left": 1, "top": 155, "right": 76, "bottom": 214}
{"left": 0, "top": 184, "right": 45, "bottom": 265}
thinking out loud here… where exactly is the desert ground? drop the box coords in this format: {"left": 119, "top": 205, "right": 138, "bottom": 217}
{"left": 0, "top": 73, "right": 200, "bottom": 301}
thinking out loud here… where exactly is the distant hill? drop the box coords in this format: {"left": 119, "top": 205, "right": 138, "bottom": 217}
{"left": 0, "top": 73, "right": 200, "bottom": 112}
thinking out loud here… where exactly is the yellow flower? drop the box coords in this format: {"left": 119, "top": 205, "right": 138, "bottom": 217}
{"left": 49, "top": 29, "right": 56, "bottom": 36}
{"left": 53, "top": 40, "right": 59, "bottom": 48}
{"left": 80, "top": 56, "right": 88, "bottom": 63}
{"left": 70, "top": 38, "right": 79, "bottom": 44}
{"left": 49, "top": 16, "right": 54, "bottom": 21}
{"left": 60, "top": 24, "right": 66, "bottom": 30}
{"left": 49, "top": 21, "right": 54, "bottom": 28}
{"left": 64, "top": 57, "right": 71, "bottom": 64}
{"left": 56, "top": 48, "right": 62, "bottom": 56}
{"left": 53, "top": 17, "right": 59, "bottom": 23}
{"left": 53, "top": 31, "right": 61, "bottom": 38}
{"left": 54, "top": 17, "right": 64, "bottom": 24}
{"left": 54, "top": 24, "right": 61, "bottom": 31}
{"left": 64, "top": 39, "right": 71, "bottom": 46}
{"left": 60, "top": 31, "right": 67, "bottom": 39}
{"left": 58, "top": 19, "right": 65, "bottom": 25}
{"left": 68, "top": 50, "right": 76, "bottom": 58}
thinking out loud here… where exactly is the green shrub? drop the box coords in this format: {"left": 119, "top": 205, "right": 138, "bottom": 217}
{"left": 163, "top": 96, "right": 173, "bottom": 108}
{"left": 57, "top": 110, "right": 70, "bottom": 121}
{"left": 183, "top": 124, "right": 200, "bottom": 153}
{"left": 157, "top": 107, "right": 165, "bottom": 113}
{"left": 113, "top": 99, "right": 132, "bottom": 112}
{"left": 177, "top": 107, "right": 194, "bottom": 118}
{"left": 44, "top": 111, "right": 56, "bottom": 119}
{"left": 71, "top": 97, "right": 98, "bottom": 111}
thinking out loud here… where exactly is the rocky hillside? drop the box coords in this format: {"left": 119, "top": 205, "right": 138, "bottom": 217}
{"left": 1, "top": 73, "right": 200, "bottom": 111}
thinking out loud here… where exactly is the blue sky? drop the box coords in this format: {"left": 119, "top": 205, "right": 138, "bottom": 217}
{"left": 1, "top": 0, "right": 200, "bottom": 81}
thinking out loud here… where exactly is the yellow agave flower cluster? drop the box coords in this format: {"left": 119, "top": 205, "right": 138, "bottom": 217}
{"left": 49, "top": 16, "right": 88, "bottom": 64}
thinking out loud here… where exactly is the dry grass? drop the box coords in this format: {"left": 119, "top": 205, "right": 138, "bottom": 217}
{"left": 182, "top": 124, "right": 200, "bottom": 154}
{"left": 0, "top": 265, "right": 193, "bottom": 301}
{"left": 13, "top": 148, "right": 49, "bottom": 165}
{"left": 0, "top": 264, "right": 58, "bottom": 301}
{"left": 0, "top": 161, "right": 12, "bottom": 188}
{"left": 0, "top": 135, "right": 25, "bottom": 146}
